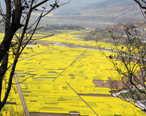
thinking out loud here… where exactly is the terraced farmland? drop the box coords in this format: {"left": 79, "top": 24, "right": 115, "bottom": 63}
{"left": 0, "top": 30, "right": 145, "bottom": 116}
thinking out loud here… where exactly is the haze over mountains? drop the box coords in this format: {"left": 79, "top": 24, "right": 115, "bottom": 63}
{"left": 54, "top": 0, "right": 136, "bottom": 16}
{"left": 53, "top": 0, "right": 106, "bottom": 15}
{"left": 44, "top": 0, "right": 144, "bottom": 28}
{"left": 0, "top": 0, "right": 145, "bottom": 29}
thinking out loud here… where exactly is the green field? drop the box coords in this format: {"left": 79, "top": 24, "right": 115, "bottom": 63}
{"left": 0, "top": 30, "right": 145, "bottom": 116}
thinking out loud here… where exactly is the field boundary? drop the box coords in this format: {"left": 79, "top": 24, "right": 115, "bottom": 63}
{"left": 66, "top": 82, "right": 99, "bottom": 116}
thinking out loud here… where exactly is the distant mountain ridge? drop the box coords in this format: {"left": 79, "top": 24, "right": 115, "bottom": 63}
{"left": 54, "top": 0, "right": 137, "bottom": 16}
{"left": 49, "top": 0, "right": 145, "bottom": 28}
{"left": 1, "top": 0, "right": 144, "bottom": 29}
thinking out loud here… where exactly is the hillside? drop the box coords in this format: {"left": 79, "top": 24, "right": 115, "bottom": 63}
{"left": 1, "top": 0, "right": 145, "bottom": 29}
{"left": 84, "top": 20, "right": 146, "bottom": 41}
{"left": 47, "top": 0, "right": 144, "bottom": 28}
{"left": 54, "top": 0, "right": 136, "bottom": 16}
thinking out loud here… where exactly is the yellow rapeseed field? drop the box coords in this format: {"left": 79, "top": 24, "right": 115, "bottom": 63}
{"left": 0, "top": 31, "right": 145, "bottom": 116}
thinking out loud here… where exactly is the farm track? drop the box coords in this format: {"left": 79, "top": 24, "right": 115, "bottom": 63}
{"left": 66, "top": 82, "right": 99, "bottom": 116}
{"left": 29, "top": 113, "right": 80, "bottom": 116}
{"left": 79, "top": 94, "right": 112, "bottom": 97}
{"left": 14, "top": 73, "right": 30, "bottom": 116}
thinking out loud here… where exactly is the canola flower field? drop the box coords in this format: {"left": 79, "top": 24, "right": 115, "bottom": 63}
{"left": 0, "top": 30, "right": 145, "bottom": 116}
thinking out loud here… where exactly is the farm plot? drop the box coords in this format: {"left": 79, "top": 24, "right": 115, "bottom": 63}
{"left": 81, "top": 96, "right": 145, "bottom": 116}
{"left": 0, "top": 30, "right": 144, "bottom": 116}
{"left": 39, "top": 30, "right": 115, "bottom": 49}
{"left": 0, "top": 72, "right": 24, "bottom": 116}
{"left": 14, "top": 44, "right": 144, "bottom": 115}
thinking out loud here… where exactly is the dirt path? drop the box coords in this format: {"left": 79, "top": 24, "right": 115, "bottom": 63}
{"left": 79, "top": 94, "right": 112, "bottom": 97}
{"left": 14, "top": 73, "right": 30, "bottom": 116}
{"left": 66, "top": 82, "right": 99, "bottom": 116}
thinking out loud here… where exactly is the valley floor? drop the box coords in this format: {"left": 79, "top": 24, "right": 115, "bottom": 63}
{"left": 0, "top": 30, "right": 146, "bottom": 116}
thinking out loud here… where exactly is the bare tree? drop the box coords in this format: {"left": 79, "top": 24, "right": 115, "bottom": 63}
{"left": 98, "top": 0, "right": 146, "bottom": 111}
{"left": 0, "top": 0, "right": 68, "bottom": 110}
{"left": 105, "top": 23, "right": 146, "bottom": 110}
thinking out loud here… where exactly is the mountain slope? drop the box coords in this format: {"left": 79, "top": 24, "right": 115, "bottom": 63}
{"left": 53, "top": 0, "right": 138, "bottom": 16}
